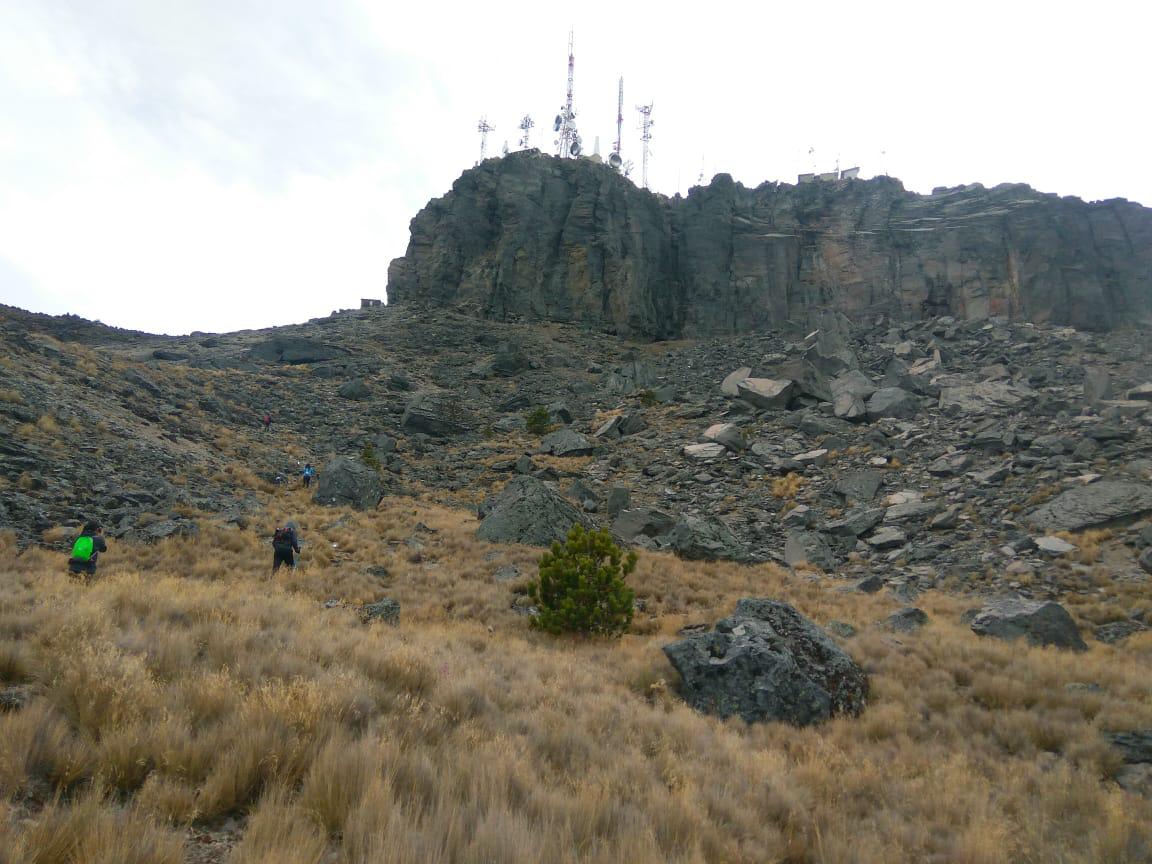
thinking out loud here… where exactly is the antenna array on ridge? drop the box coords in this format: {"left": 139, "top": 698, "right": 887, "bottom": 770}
{"left": 477, "top": 116, "right": 494, "bottom": 164}
{"left": 636, "top": 103, "right": 654, "bottom": 189}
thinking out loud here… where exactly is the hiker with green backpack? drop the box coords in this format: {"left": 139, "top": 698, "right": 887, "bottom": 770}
{"left": 68, "top": 521, "right": 108, "bottom": 580}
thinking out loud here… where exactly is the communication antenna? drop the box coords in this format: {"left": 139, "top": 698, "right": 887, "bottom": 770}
{"left": 808, "top": 145, "right": 816, "bottom": 172}
{"left": 697, "top": 154, "right": 705, "bottom": 186}
{"left": 554, "top": 31, "right": 579, "bottom": 158}
{"left": 607, "top": 77, "right": 625, "bottom": 172}
{"left": 518, "top": 114, "right": 534, "bottom": 150}
{"left": 502, "top": 141, "right": 509, "bottom": 157}
{"left": 636, "top": 102, "right": 654, "bottom": 189}
{"left": 477, "top": 116, "right": 494, "bottom": 163}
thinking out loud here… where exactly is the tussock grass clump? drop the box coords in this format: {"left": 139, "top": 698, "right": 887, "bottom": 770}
{"left": 0, "top": 496, "right": 1148, "bottom": 861}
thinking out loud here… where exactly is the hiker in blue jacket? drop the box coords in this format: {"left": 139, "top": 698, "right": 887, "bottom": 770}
{"left": 302, "top": 464, "right": 316, "bottom": 488}
{"left": 68, "top": 521, "right": 108, "bottom": 580}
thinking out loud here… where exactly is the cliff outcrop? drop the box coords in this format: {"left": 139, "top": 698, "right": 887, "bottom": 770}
{"left": 387, "top": 151, "right": 1152, "bottom": 337}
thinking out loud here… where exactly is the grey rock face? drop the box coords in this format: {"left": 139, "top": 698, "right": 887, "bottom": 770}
{"left": 401, "top": 392, "right": 474, "bottom": 437}
{"left": 970, "top": 598, "right": 1087, "bottom": 651}
{"left": 476, "top": 476, "right": 592, "bottom": 547}
{"left": 1109, "top": 730, "right": 1152, "bottom": 764}
{"left": 662, "top": 598, "right": 869, "bottom": 726}
{"left": 313, "top": 457, "right": 383, "bottom": 510}
{"left": 1095, "top": 620, "right": 1148, "bottom": 644}
{"left": 1027, "top": 482, "right": 1152, "bottom": 532}
{"left": 388, "top": 154, "right": 1152, "bottom": 336}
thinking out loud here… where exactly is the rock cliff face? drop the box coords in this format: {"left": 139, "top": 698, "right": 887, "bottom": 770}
{"left": 387, "top": 151, "right": 1152, "bottom": 337}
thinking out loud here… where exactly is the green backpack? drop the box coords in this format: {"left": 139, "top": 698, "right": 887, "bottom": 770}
{"left": 71, "top": 535, "right": 94, "bottom": 562}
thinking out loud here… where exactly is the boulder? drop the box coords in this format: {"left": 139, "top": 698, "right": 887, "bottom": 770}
{"left": 1082, "top": 367, "right": 1113, "bottom": 406}
{"left": 884, "top": 607, "right": 929, "bottom": 633}
{"left": 970, "top": 598, "right": 1087, "bottom": 651}
{"left": 720, "top": 367, "right": 753, "bottom": 396}
{"left": 830, "top": 369, "right": 878, "bottom": 401}
{"left": 338, "top": 378, "right": 370, "bottom": 401}
{"left": 833, "top": 392, "right": 867, "bottom": 421}
{"left": 939, "top": 382, "right": 1032, "bottom": 414}
{"left": 1127, "top": 383, "right": 1152, "bottom": 402}
{"left": 662, "top": 598, "right": 869, "bottom": 726}
{"left": 833, "top": 471, "right": 883, "bottom": 505}
{"left": 701, "top": 423, "right": 746, "bottom": 452}
{"left": 683, "top": 442, "right": 727, "bottom": 461}
{"left": 1027, "top": 482, "right": 1152, "bottom": 532}
{"left": 490, "top": 342, "right": 530, "bottom": 377}
{"left": 666, "top": 515, "right": 747, "bottom": 561}
{"left": 314, "top": 457, "right": 383, "bottom": 510}
{"left": 606, "top": 487, "right": 631, "bottom": 518}
{"left": 360, "top": 598, "right": 400, "bottom": 626}
{"left": 736, "top": 378, "right": 796, "bottom": 410}
{"left": 865, "top": 387, "right": 919, "bottom": 420}
{"left": 539, "top": 428, "right": 596, "bottom": 457}
{"left": 594, "top": 411, "right": 647, "bottom": 438}
{"left": 784, "top": 530, "right": 835, "bottom": 570}
{"left": 612, "top": 508, "right": 676, "bottom": 541}
{"left": 476, "top": 476, "right": 593, "bottom": 547}
{"left": 774, "top": 359, "right": 833, "bottom": 402}
{"left": 401, "top": 392, "right": 474, "bottom": 437}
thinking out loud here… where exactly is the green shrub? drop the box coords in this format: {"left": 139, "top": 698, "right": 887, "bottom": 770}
{"left": 525, "top": 406, "right": 553, "bottom": 436}
{"left": 360, "top": 443, "right": 382, "bottom": 472}
{"left": 636, "top": 389, "right": 658, "bottom": 407}
{"left": 528, "top": 525, "right": 637, "bottom": 636}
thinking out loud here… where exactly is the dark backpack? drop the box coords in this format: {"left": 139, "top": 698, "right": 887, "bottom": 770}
{"left": 272, "top": 527, "right": 293, "bottom": 547}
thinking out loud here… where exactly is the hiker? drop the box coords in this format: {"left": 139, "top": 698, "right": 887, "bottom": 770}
{"left": 262, "top": 413, "right": 272, "bottom": 432}
{"left": 68, "top": 521, "right": 108, "bottom": 580}
{"left": 302, "top": 464, "right": 316, "bottom": 488}
{"left": 271, "top": 521, "right": 301, "bottom": 574}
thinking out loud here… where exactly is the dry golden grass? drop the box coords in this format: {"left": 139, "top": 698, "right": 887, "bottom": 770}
{"left": 0, "top": 495, "right": 1150, "bottom": 862}
{"left": 772, "top": 472, "right": 805, "bottom": 500}
{"left": 0, "top": 388, "right": 22, "bottom": 404}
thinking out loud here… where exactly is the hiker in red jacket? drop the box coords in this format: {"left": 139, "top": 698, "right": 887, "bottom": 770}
{"left": 68, "top": 522, "right": 108, "bottom": 580}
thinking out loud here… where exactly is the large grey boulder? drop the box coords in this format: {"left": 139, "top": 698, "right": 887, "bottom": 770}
{"left": 662, "top": 598, "right": 869, "bottom": 726}
{"left": 701, "top": 423, "right": 746, "bottom": 452}
{"left": 865, "top": 387, "right": 919, "bottom": 420}
{"left": 970, "top": 598, "right": 1087, "bottom": 651}
{"left": 939, "top": 382, "right": 1032, "bottom": 414}
{"left": 720, "top": 367, "right": 753, "bottom": 396}
{"left": 337, "top": 378, "right": 370, "bottom": 401}
{"left": 539, "top": 428, "right": 596, "bottom": 457}
{"left": 1027, "top": 482, "right": 1152, "bottom": 532}
{"left": 784, "top": 530, "right": 835, "bottom": 570}
{"left": 612, "top": 508, "right": 676, "bottom": 541}
{"left": 401, "top": 392, "right": 474, "bottom": 437}
{"left": 774, "top": 359, "right": 833, "bottom": 402}
{"left": 476, "top": 476, "right": 593, "bottom": 547}
{"left": 314, "top": 457, "right": 383, "bottom": 510}
{"left": 736, "top": 378, "right": 795, "bottom": 410}
{"left": 666, "top": 514, "right": 747, "bottom": 561}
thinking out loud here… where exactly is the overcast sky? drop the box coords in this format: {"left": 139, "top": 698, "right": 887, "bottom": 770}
{"left": 1, "top": 0, "right": 1147, "bottom": 335}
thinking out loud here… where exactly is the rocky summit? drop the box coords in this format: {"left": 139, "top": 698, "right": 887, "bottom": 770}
{"left": 388, "top": 151, "right": 1152, "bottom": 338}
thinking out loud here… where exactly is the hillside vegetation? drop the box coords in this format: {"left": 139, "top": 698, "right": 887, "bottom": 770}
{"left": 1, "top": 488, "right": 1151, "bottom": 863}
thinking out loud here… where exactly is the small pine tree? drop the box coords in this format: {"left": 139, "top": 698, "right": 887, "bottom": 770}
{"left": 525, "top": 406, "right": 552, "bottom": 436}
{"left": 528, "top": 524, "right": 637, "bottom": 636}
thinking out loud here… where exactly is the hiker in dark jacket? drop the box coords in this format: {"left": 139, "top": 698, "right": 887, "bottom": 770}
{"left": 271, "top": 520, "right": 301, "bottom": 574}
{"left": 68, "top": 521, "right": 108, "bottom": 579}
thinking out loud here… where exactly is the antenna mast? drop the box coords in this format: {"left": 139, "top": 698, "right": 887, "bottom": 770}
{"left": 615, "top": 77, "right": 623, "bottom": 155}
{"left": 518, "top": 114, "right": 534, "bottom": 150}
{"left": 554, "top": 31, "right": 580, "bottom": 158}
{"left": 636, "top": 103, "right": 654, "bottom": 189}
{"left": 477, "top": 116, "right": 494, "bottom": 163}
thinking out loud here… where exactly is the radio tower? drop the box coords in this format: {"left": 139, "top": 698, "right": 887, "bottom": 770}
{"left": 518, "top": 114, "right": 534, "bottom": 150}
{"left": 554, "top": 31, "right": 579, "bottom": 158}
{"left": 636, "top": 103, "right": 654, "bottom": 188}
{"left": 614, "top": 78, "right": 623, "bottom": 156}
{"left": 477, "top": 116, "right": 494, "bottom": 163}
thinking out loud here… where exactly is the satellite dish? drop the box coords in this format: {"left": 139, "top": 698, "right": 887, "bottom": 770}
{"left": 608, "top": 152, "right": 622, "bottom": 169}
{"left": 553, "top": 115, "right": 562, "bottom": 131}
{"left": 570, "top": 140, "right": 582, "bottom": 157}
